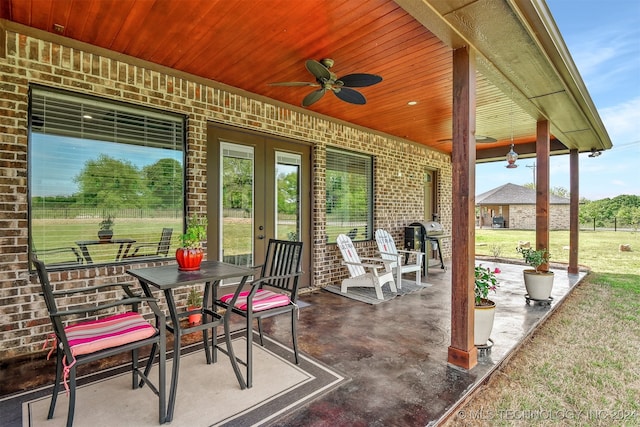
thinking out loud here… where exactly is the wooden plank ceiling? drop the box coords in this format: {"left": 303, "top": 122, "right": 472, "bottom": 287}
{"left": 1, "top": 0, "right": 548, "bottom": 157}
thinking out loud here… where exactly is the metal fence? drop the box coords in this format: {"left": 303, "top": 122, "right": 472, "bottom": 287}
{"left": 31, "top": 207, "right": 182, "bottom": 220}
{"left": 580, "top": 217, "right": 639, "bottom": 231}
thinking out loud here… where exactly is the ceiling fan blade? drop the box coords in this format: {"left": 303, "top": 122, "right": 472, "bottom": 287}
{"left": 305, "top": 60, "right": 331, "bottom": 81}
{"left": 339, "top": 73, "right": 383, "bottom": 87}
{"left": 269, "top": 81, "right": 320, "bottom": 87}
{"left": 333, "top": 87, "right": 366, "bottom": 105}
{"left": 302, "top": 89, "right": 326, "bottom": 107}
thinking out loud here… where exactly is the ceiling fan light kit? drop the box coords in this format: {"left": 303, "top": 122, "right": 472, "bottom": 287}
{"left": 270, "top": 58, "right": 382, "bottom": 107}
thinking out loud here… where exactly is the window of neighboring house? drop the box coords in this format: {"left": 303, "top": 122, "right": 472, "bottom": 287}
{"left": 325, "top": 147, "right": 373, "bottom": 243}
{"left": 29, "top": 86, "right": 186, "bottom": 269}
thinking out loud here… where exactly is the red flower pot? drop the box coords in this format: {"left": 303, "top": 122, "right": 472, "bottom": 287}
{"left": 176, "top": 248, "right": 204, "bottom": 271}
{"left": 187, "top": 305, "right": 202, "bottom": 325}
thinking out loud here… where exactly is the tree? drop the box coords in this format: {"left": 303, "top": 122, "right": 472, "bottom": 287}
{"left": 142, "top": 158, "right": 183, "bottom": 208}
{"left": 550, "top": 186, "right": 569, "bottom": 199}
{"left": 74, "top": 154, "right": 143, "bottom": 209}
{"left": 277, "top": 171, "right": 299, "bottom": 215}
{"left": 617, "top": 206, "right": 640, "bottom": 229}
{"left": 579, "top": 195, "right": 640, "bottom": 226}
{"left": 222, "top": 157, "right": 253, "bottom": 211}
{"left": 523, "top": 183, "right": 569, "bottom": 198}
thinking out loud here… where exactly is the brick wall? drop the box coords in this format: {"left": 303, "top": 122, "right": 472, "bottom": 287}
{"left": 509, "top": 204, "right": 570, "bottom": 230}
{"left": 0, "top": 27, "right": 452, "bottom": 358}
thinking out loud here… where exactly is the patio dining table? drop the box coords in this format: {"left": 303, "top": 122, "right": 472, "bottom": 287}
{"left": 126, "top": 261, "right": 253, "bottom": 423}
{"left": 76, "top": 238, "right": 136, "bottom": 263}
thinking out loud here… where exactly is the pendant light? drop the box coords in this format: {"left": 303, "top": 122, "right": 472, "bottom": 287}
{"left": 506, "top": 144, "right": 518, "bottom": 168}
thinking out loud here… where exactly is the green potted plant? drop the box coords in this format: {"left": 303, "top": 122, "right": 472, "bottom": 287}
{"left": 176, "top": 214, "right": 207, "bottom": 271}
{"left": 97, "top": 214, "right": 115, "bottom": 241}
{"left": 474, "top": 265, "right": 498, "bottom": 346}
{"left": 186, "top": 286, "right": 203, "bottom": 325}
{"left": 516, "top": 246, "right": 554, "bottom": 302}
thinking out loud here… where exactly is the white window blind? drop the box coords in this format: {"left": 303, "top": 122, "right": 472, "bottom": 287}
{"left": 29, "top": 86, "right": 186, "bottom": 269}
{"left": 326, "top": 147, "right": 373, "bottom": 243}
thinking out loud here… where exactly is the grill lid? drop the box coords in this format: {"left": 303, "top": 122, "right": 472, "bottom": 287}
{"left": 408, "top": 221, "right": 445, "bottom": 236}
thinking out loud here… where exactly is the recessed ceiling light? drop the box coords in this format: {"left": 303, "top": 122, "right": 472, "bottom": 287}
{"left": 407, "top": 101, "right": 418, "bottom": 106}
{"left": 476, "top": 135, "right": 497, "bottom": 143}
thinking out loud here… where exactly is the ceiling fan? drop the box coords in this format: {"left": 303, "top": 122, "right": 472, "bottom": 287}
{"left": 269, "top": 58, "right": 382, "bottom": 107}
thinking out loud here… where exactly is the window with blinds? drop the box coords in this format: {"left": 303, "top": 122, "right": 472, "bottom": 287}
{"left": 326, "top": 147, "right": 373, "bottom": 243}
{"left": 29, "top": 86, "right": 186, "bottom": 269}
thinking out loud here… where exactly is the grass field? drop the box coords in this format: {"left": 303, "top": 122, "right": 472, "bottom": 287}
{"left": 443, "top": 231, "right": 640, "bottom": 426}
{"left": 475, "top": 229, "right": 640, "bottom": 274}
{"left": 31, "top": 217, "right": 298, "bottom": 265}
{"left": 445, "top": 272, "right": 640, "bottom": 426}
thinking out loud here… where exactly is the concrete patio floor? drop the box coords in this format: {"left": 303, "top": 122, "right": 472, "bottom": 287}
{"left": 264, "top": 258, "right": 587, "bottom": 426}
{"left": 0, "top": 259, "right": 587, "bottom": 426}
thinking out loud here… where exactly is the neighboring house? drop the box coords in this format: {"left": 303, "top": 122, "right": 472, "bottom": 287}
{"left": 476, "top": 183, "right": 570, "bottom": 230}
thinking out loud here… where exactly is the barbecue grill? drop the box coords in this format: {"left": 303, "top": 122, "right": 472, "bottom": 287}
{"left": 404, "top": 221, "right": 450, "bottom": 271}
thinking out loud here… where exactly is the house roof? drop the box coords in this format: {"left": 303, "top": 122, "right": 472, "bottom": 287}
{"left": 476, "top": 183, "right": 570, "bottom": 205}
{"left": 0, "top": 0, "right": 612, "bottom": 161}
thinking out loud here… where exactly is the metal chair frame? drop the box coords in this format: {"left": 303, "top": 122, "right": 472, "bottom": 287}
{"left": 32, "top": 246, "right": 84, "bottom": 268}
{"left": 31, "top": 255, "right": 167, "bottom": 426}
{"left": 124, "top": 227, "right": 173, "bottom": 259}
{"left": 213, "top": 239, "right": 303, "bottom": 389}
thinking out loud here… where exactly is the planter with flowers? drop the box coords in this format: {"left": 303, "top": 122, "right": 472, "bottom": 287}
{"left": 186, "top": 286, "right": 203, "bottom": 325}
{"left": 517, "top": 246, "right": 554, "bottom": 303}
{"left": 176, "top": 214, "right": 207, "bottom": 271}
{"left": 474, "top": 265, "right": 499, "bottom": 347}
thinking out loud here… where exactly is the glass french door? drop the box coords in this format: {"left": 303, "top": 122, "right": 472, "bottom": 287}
{"left": 207, "top": 125, "right": 310, "bottom": 287}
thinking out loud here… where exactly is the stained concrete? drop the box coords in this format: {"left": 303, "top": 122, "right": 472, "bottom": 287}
{"left": 0, "top": 260, "right": 586, "bottom": 426}
{"left": 265, "top": 260, "right": 587, "bottom": 426}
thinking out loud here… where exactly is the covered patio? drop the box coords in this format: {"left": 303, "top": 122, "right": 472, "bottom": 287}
{"left": 0, "top": 0, "right": 608, "bottom": 423}
{"left": 1, "top": 260, "right": 587, "bottom": 425}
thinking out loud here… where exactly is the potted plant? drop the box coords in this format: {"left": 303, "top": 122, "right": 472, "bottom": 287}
{"left": 176, "top": 214, "right": 207, "bottom": 271}
{"left": 97, "top": 214, "right": 115, "bottom": 241}
{"left": 186, "top": 286, "right": 203, "bottom": 325}
{"left": 517, "top": 246, "right": 554, "bottom": 301}
{"left": 474, "top": 265, "right": 498, "bottom": 346}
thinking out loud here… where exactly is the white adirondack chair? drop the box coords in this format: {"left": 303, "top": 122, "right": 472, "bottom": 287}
{"left": 375, "top": 229, "right": 424, "bottom": 289}
{"left": 336, "top": 234, "right": 397, "bottom": 300}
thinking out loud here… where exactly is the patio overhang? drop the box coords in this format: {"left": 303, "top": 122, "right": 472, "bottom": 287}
{"left": 396, "top": 0, "right": 612, "bottom": 159}
{"left": 0, "top": 0, "right": 612, "bottom": 159}
{"left": 0, "top": 0, "right": 606, "bottom": 372}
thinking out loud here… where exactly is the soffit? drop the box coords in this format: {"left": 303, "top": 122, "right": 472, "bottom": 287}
{"left": 0, "top": 0, "right": 611, "bottom": 159}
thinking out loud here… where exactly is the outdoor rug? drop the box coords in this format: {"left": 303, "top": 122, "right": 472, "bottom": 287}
{"left": 0, "top": 335, "right": 347, "bottom": 427}
{"left": 323, "top": 278, "right": 430, "bottom": 304}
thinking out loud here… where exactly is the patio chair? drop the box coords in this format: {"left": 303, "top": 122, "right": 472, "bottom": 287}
{"left": 375, "top": 229, "right": 424, "bottom": 289}
{"left": 214, "top": 239, "right": 303, "bottom": 389}
{"left": 346, "top": 227, "right": 358, "bottom": 240}
{"left": 32, "top": 246, "right": 84, "bottom": 268}
{"left": 123, "top": 227, "right": 173, "bottom": 259}
{"left": 31, "top": 254, "right": 166, "bottom": 426}
{"left": 336, "top": 233, "right": 396, "bottom": 300}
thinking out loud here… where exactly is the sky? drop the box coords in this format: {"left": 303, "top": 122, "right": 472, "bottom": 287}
{"left": 476, "top": 0, "right": 640, "bottom": 200}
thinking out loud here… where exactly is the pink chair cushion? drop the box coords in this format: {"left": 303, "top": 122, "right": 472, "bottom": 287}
{"left": 220, "top": 289, "right": 291, "bottom": 312}
{"left": 64, "top": 312, "right": 157, "bottom": 357}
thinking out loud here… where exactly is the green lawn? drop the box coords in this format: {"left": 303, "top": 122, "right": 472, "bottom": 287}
{"left": 32, "top": 217, "right": 297, "bottom": 265}
{"left": 475, "top": 229, "right": 640, "bottom": 274}
{"left": 445, "top": 271, "right": 640, "bottom": 427}
{"left": 444, "top": 230, "right": 640, "bottom": 426}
